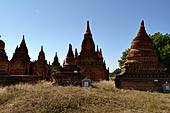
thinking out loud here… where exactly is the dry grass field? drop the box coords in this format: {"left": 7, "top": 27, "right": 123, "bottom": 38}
{"left": 0, "top": 80, "right": 170, "bottom": 113}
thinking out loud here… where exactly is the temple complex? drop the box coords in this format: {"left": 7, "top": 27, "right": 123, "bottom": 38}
{"left": 9, "top": 35, "right": 31, "bottom": 75}
{"left": 0, "top": 38, "right": 9, "bottom": 75}
{"left": 76, "top": 21, "right": 109, "bottom": 81}
{"left": 53, "top": 44, "right": 84, "bottom": 85}
{"left": 0, "top": 20, "right": 109, "bottom": 85}
{"left": 32, "top": 46, "right": 48, "bottom": 79}
{"left": 115, "top": 20, "right": 170, "bottom": 91}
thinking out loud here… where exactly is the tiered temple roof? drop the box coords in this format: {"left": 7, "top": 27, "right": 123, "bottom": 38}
{"left": 115, "top": 20, "right": 170, "bottom": 91}
{"left": 9, "top": 35, "right": 31, "bottom": 75}
{"left": 76, "top": 21, "right": 109, "bottom": 81}
{"left": 122, "top": 20, "right": 164, "bottom": 73}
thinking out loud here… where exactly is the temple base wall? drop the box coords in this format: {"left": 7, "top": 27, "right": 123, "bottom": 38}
{"left": 119, "top": 78, "right": 170, "bottom": 91}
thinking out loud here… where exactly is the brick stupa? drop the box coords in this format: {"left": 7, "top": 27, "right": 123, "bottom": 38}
{"left": 115, "top": 20, "right": 170, "bottom": 91}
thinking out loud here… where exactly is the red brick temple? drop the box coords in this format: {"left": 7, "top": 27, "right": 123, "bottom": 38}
{"left": 76, "top": 21, "right": 109, "bottom": 81}
{"left": 53, "top": 44, "right": 84, "bottom": 85}
{"left": 9, "top": 36, "right": 31, "bottom": 75}
{"left": 53, "top": 21, "right": 109, "bottom": 83}
{"left": 0, "top": 21, "right": 109, "bottom": 85}
{"left": 32, "top": 46, "right": 49, "bottom": 79}
{"left": 115, "top": 20, "right": 170, "bottom": 91}
{"left": 0, "top": 38, "right": 9, "bottom": 75}
{"left": 0, "top": 36, "right": 50, "bottom": 85}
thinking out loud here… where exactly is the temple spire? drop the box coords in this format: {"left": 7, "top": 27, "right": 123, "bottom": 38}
{"left": 66, "top": 43, "right": 74, "bottom": 58}
{"left": 38, "top": 45, "right": 45, "bottom": 60}
{"left": 100, "top": 48, "right": 102, "bottom": 56}
{"left": 41, "top": 45, "right": 43, "bottom": 52}
{"left": 23, "top": 35, "right": 25, "bottom": 40}
{"left": 85, "top": 20, "right": 91, "bottom": 34}
{"left": 137, "top": 20, "right": 148, "bottom": 37}
{"left": 97, "top": 45, "right": 99, "bottom": 53}
{"left": 75, "top": 48, "right": 78, "bottom": 58}
{"left": 20, "top": 35, "right": 26, "bottom": 47}
{"left": 141, "top": 20, "right": 144, "bottom": 27}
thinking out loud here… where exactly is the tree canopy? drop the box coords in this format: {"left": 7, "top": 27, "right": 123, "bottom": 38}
{"left": 117, "top": 32, "right": 170, "bottom": 73}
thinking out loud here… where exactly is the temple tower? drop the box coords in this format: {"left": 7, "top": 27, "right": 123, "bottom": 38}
{"left": 62, "top": 44, "right": 80, "bottom": 73}
{"left": 122, "top": 20, "right": 164, "bottom": 73}
{"left": 32, "top": 46, "right": 48, "bottom": 79}
{"left": 115, "top": 20, "right": 170, "bottom": 91}
{"left": 0, "top": 37, "right": 9, "bottom": 75}
{"left": 9, "top": 35, "right": 31, "bottom": 75}
{"left": 52, "top": 52, "right": 61, "bottom": 71}
{"left": 77, "top": 21, "right": 109, "bottom": 81}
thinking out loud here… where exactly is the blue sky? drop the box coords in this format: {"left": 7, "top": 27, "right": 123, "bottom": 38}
{"left": 0, "top": 0, "right": 170, "bottom": 72}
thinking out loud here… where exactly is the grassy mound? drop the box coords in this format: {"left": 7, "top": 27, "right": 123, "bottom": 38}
{"left": 0, "top": 81, "right": 170, "bottom": 113}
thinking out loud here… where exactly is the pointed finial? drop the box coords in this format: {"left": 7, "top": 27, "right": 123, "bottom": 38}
{"left": 75, "top": 48, "right": 78, "bottom": 57}
{"left": 67, "top": 43, "right": 74, "bottom": 58}
{"left": 69, "top": 43, "right": 72, "bottom": 49}
{"left": 100, "top": 48, "right": 102, "bottom": 55}
{"left": 49, "top": 61, "right": 50, "bottom": 65}
{"left": 141, "top": 20, "right": 144, "bottom": 27}
{"left": 21, "top": 35, "right": 26, "bottom": 46}
{"left": 41, "top": 45, "right": 43, "bottom": 51}
{"left": 86, "top": 20, "right": 91, "bottom": 34}
{"left": 97, "top": 45, "right": 99, "bottom": 52}
{"left": 55, "top": 52, "right": 57, "bottom": 56}
{"left": 137, "top": 19, "right": 148, "bottom": 37}
{"left": 23, "top": 35, "right": 25, "bottom": 40}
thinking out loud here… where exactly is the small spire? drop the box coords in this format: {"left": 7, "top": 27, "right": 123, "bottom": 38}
{"left": 97, "top": 45, "right": 99, "bottom": 52}
{"left": 69, "top": 43, "right": 72, "bottom": 49}
{"left": 23, "top": 35, "right": 25, "bottom": 40}
{"left": 55, "top": 52, "right": 57, "bottom": 56}
{"left": 21, "top": 35, "right": 26, "bottom": 46}
{"left": 85, "top": 20, "right": 91, "bottom": 34}
{"left": 75, "top": 48, "right": 78, "bottom": 57}
{"left": 141, "top": 20, "right": 144, "bottom": 27}
{"left": 66, "top": 43, "right": 74, "bottom": 57}
{"left": 41, "top": 45, "right": 43, "bottom": 51}
{"left": 100, "top": 48, "right": 102, "bottom": 56}
{"left": 38, "top": 45, "right": 45, "bottom": 60}
{"left": 137, "top": 20, "right": 148, "bottom": 37}
{"left": 49, "top": 61, "right": 50, "bottom": 65}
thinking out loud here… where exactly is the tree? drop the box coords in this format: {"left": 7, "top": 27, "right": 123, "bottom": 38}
{"left": 110, "top": 68, "right": 121, "bottom": 76}
{"left": 150, "top": 32, "right": 170, "bottom": 73}
{"left": 118, "top": 32, "right": 170, "bottom": 73}
{"left": 118, "top": 48, "right": 130, "bottom": 68}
